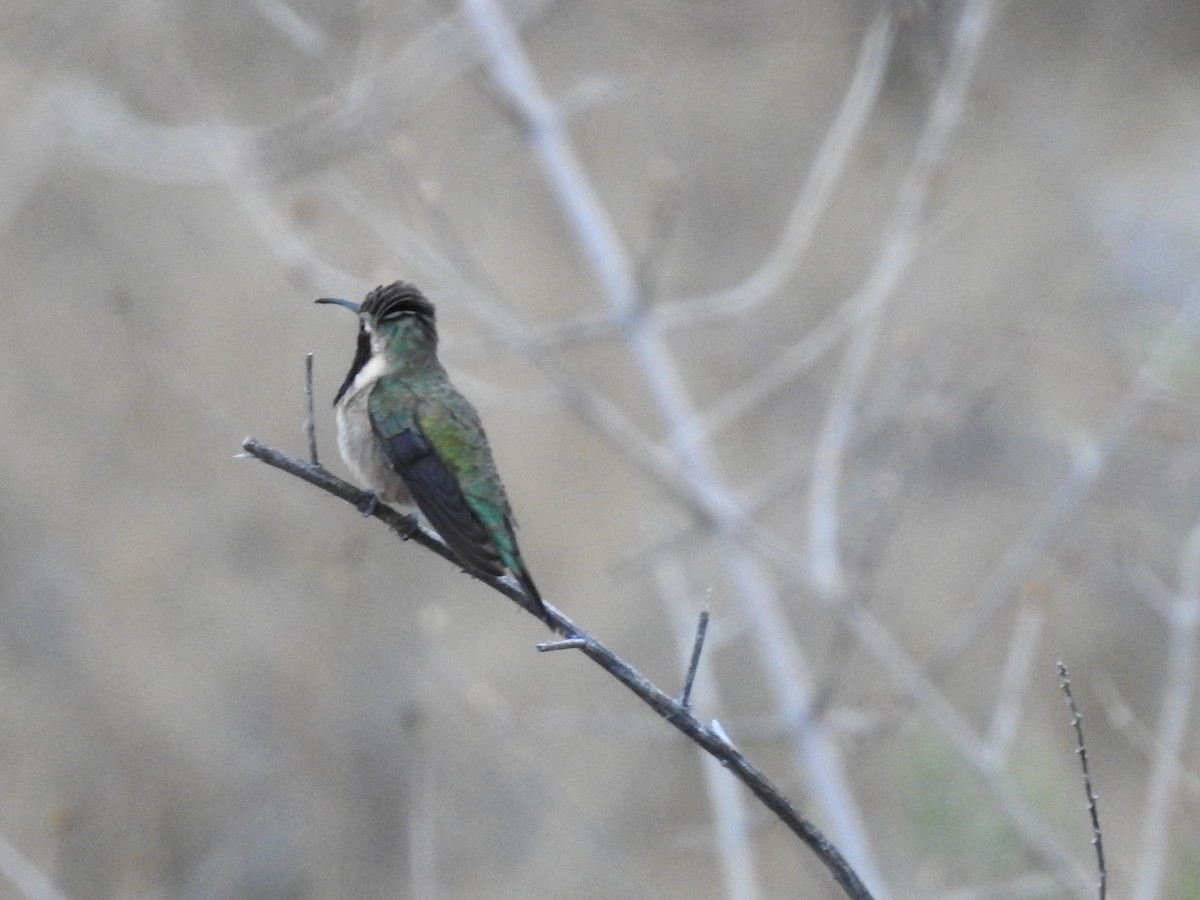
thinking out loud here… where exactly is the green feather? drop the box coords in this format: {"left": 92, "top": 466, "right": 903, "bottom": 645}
{"left": 329, "top": 281, "right": 544, "bottom": 615}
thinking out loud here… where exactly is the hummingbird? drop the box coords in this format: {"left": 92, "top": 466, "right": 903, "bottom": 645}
{"left": 317, "top": 281, "right": 547, "bottom": 618}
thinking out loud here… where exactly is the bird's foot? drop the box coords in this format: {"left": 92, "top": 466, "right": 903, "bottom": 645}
{"left": 358, "top": 491, "right": 381, "bottom": 517}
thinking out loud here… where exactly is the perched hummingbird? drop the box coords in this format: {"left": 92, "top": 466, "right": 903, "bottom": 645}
{"left": 317, "top": 281, "right": 546, "bottom": 618}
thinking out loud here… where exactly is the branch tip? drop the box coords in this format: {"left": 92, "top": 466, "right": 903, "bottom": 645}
{"left": 710, "top": 718, "right": 737, "bottom": 750}
{"left": 1057, "top": 661, "right": 1106, "bottom": 900}
{"left": 679, "top": 608, "right": 711, "bottom": 708}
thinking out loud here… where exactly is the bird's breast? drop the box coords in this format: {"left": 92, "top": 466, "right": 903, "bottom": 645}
{"left": 334, "top": 379, "right": 413, "bottom": 507}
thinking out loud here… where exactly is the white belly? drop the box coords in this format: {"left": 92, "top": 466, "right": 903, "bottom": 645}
{"left": 334, "top": 374, "right": 413, "bottom": 507}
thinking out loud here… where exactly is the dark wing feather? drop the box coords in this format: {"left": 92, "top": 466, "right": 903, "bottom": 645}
{"left": 379, "top": 428, "right": 505, "bottom": 578}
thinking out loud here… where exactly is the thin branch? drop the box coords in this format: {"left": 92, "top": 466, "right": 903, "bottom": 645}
{"left": 240, "top": 436, "right": 875, "bottom": 900}
{"left": 1057, "top": 662, "right": 1106, "bottom": 900}
{"left": 679, "top": 609, "right": 710, "bottom": 710}
{"left": 240, "top": 436, "right": 554, "bottom": 626}
{"left": 304, "top": 353, "right": 319, "bottom": 465}
{"left": 655, "top": 558, "right": 762, "bottom": 900}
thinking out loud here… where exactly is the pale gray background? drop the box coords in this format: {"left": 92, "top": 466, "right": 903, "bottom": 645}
{"left": 1, "top": 0, "right": 1199, "bottom": 897}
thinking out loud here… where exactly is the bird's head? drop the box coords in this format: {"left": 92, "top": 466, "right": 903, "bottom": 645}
{"left": 317, "top": 281, "right": 440, "bottom": 401}
{"left": 319, "top": 281, "right": 436, "bottom": 340}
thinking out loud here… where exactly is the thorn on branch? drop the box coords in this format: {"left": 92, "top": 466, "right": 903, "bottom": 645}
{"left": 710, "top": 718, "right": 737, "bottom": 752}
{"left": 537, "top": 637, "right": 588, "bottom": 652}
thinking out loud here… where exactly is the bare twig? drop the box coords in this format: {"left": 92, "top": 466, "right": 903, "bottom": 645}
{"left": 240, "top": 435, "right": 876, "bottom": 900}
{"left": 679, "top": 609, "right": 710, "bottom": 710}
{"left": 304, "top": 353, "right": 319, "bottom": 465}
{"left": 240, "top": 436, "right": 554, "bottom": 625}
{"left": 1057, "top": 662, "right": 1106, "bottom": 900}
{"left": 655, "top": 559, "right": 762, "bottom": 900}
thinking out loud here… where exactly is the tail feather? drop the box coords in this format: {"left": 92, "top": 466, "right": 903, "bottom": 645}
{"left": 513, "top": 565, "right": 549, "bottom": 620}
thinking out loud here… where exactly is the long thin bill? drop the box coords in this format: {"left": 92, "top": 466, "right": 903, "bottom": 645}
{"left": 315, "top": 297, "right": 361, "bottom": 313}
